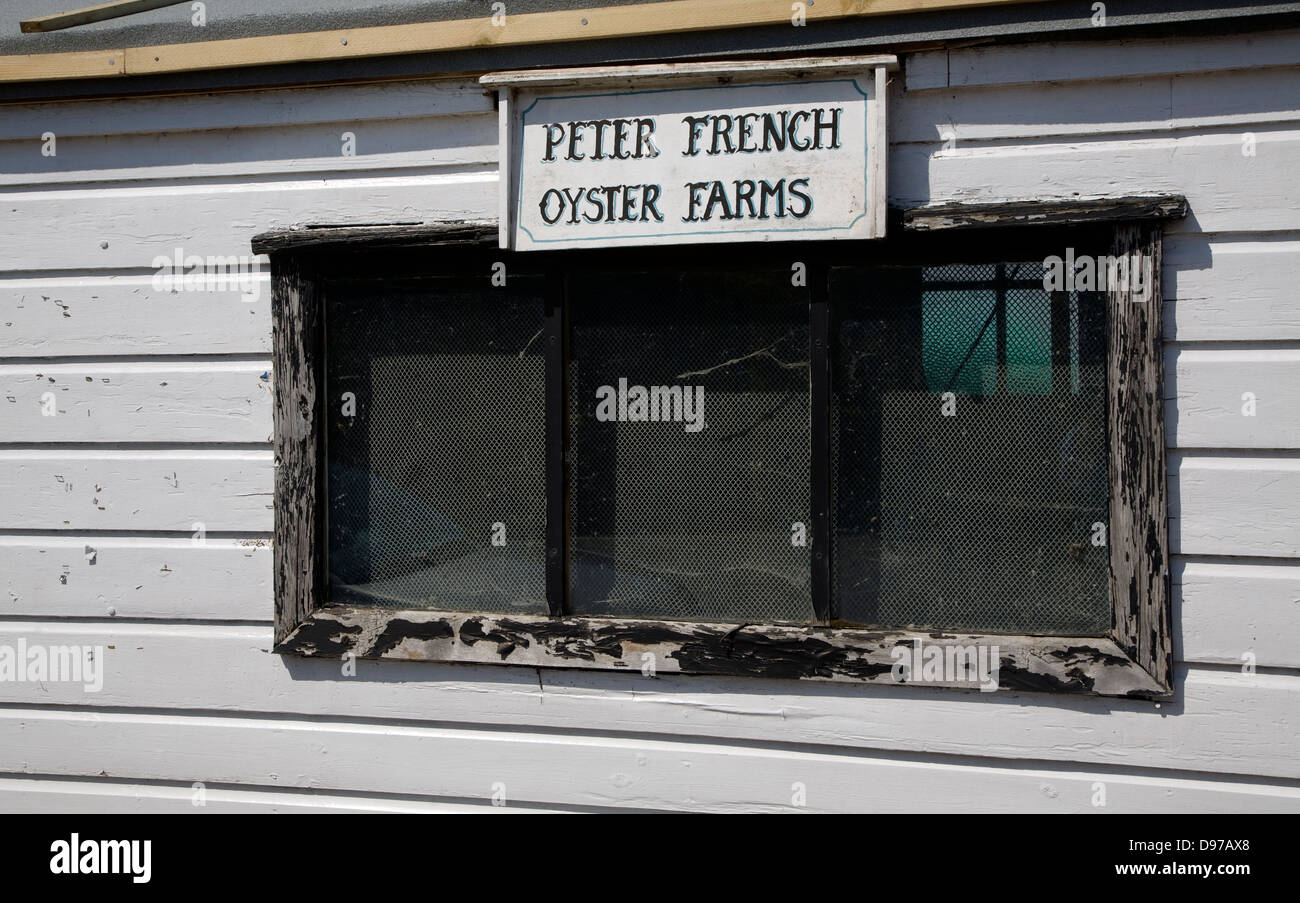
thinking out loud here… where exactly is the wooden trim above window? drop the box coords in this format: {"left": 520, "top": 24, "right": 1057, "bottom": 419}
{"left": 903, "top": 195, "right": 1189, "bottom": 232}
{"left": 259, "top": 202, "right": 1178, "bottom": 699}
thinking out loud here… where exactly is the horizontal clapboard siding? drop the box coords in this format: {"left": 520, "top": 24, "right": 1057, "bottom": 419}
{"left": 0, "top": 777, "right": 567, "bottom": 814}
{"left": 3, "top": 707, "right": 1298, "bottom": 813}
{"left": 905, "top": 28, "right": 1300, "bottom": 90}
{"left": 0, "top": 275, "right": 272, "bottom": 356}
{"left": 0, "top": 536, "right": 270, "bottom": 621}
{"left": 891, "top": 127, "right": 1300, "bottom": 233}
{"left": 1, "top": 29, "right": 1298, "bottom": 810}
{"left": 1174, "top": 558, "right": 1300, "bottom": 669}
{"left": 0, "top": 119, "right": 497, "bottom": 187}
{"left": 1166, "top": 349, "right": 1300, "bottom": 449}
{"left": 0, "top": 79, "right": 497, "bottom": 275}
{"left": 1171, "top": 454, "right": 1300, "bottom": 558}
{"left": 1163, "top": 236, "right": 1300, "bottom": 341}
{"left": 1, "top": 174, "right": 497, "bottom": 274}
{"left": 0, "top": 80, "right": 493, "bottom": 142}
{"left": 1, "top": 621, "right": 1297, "bottom": 781}
{"left": 895, "top": 66, "right": 1300, "bottom": 143}
{"left": 0, "top": 361, "right": 273, "bottom": 443}
{"left": 0, "top": 451, "right": 273, "bottom": 531}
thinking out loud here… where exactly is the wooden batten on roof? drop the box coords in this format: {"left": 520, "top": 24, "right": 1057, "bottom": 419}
{"left": 1, "top": 0, "right": 1027, "bottom": 82}
{"left": 21, "top": 0, "right": 191, "bottom": 34}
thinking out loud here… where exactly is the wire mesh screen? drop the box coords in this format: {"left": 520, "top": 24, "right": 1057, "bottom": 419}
{"left": 831, "top": 262, "right": 1110, "bottom": 635}
{"left": 567, "top": 269, "right": 812, "bottom": 623}
{"left": 325, "top": 277, "right": 548, "bottom": 613}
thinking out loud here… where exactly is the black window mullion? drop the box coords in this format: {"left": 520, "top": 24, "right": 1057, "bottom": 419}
{"left": 544, "top": 270, "right": 567, "bottom": 616}
{"left": 995, "top": 263, "right": 1008, "bottom": 394}
{"left": 810, "top": 261, "right": 832, "bottom": 624}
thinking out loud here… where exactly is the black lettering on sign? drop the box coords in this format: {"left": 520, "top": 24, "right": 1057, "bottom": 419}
{"left": 811, "top": 107, "right": 842, "bottom": 149}
{"left": 543, "top": 124, "right": 565, "bottom": 162}
{"left": 680, "top": 108, "right": 843, "bottom": 156}
{"left": 787, "top": 178, "right": 813, "bottom": 218}
{"left": 589, "top": 120, "right": 613, "bottom": 159}
{"left": 538, "top": 184, "right": 665, "bottom": 225}
{"left": 709, "top": 115, "right": 735, "bottom": 156}
{"left": 681, "top": 178, "right": 814, "bottom": 223}
{"left": 682, "top": 116, "right": 710, "bottom": 157}
{"left": 540, "top": 118, "right": 662, "bottom": 162}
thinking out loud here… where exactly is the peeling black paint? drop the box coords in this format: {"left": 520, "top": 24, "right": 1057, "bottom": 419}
{"left": 459, "top": 618, "right": 533, "bottom": 660}
{"left": 997, "top": 663, "right": 1093, "bottom": 694}
{"left": 514, "top": 619, "right": 624, "bottom": 662}
{"left": 581, "top": 621, "right": 895, "bottom": 681}
{"left": 367, "top": 618, "right": 455, "bottom": 657}
{"left": 672, "top": 631, "right": 893, "bottom": 681}
{"left": 279, "top": 617, "right": 362, "bottom": 657}
{"left": 1047, "top": 645, "right": 1132, "bottom": 668}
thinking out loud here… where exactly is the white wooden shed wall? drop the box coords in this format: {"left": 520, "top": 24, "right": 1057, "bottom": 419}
{"left": 1, "top": 25, "right": 1298, "bottom": 813}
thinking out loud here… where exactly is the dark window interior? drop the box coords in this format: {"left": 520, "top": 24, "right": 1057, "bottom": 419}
{"left": 325, "top": 276, "right": 548, "bottom": 613}
{"left": 317, "top": 237, "right": 1113, "bottom": 635}
{"left": 567, "top": 267, "right": 811, "bottom": 622}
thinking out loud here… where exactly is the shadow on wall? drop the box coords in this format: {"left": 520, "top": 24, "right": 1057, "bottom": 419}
{"left": 276, "top": 649, "right": 1187, "bottom": 718}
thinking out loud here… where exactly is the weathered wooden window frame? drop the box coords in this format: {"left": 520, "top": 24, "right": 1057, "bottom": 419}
{"left": 254, "top": 195, "right": 1183, "bottom": 699}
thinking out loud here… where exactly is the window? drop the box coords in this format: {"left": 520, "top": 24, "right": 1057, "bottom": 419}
{"left": 257, "top": 208, "right": 1176, "bottom": 698}
{"left": 831, "top": 262, "right": 1110, "bottom": 634}
{"left": 324, "top": 276, "right": 549, "bottom": 613}
{"left": 567, "top": 266, "right": 810, "bottom": 622}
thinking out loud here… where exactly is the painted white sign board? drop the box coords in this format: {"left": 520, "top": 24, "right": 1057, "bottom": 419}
{"left": 496, "top": 68, "right": 887, "bottom": 250}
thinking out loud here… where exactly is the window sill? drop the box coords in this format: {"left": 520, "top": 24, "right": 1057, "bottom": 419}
{"left": 275, "top": 605, "right": 1171, "bottom": 699}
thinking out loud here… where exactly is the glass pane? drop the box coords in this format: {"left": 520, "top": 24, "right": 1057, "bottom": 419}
{"left": 568, "top": 268, "right": 812, "bottom": 623}
{"left": 831, "top": 262, "right": 1110, "bottom": 634}
{"left": 921, "top": 288, "right": 997, "bottom": 395}
{"left": 325, "top": 278, "right": 547, "bottom": 613}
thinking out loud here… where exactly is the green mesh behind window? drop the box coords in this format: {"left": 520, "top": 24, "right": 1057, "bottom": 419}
{"left": 831, "top": 262, "right": 1110, "bottom": 635}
